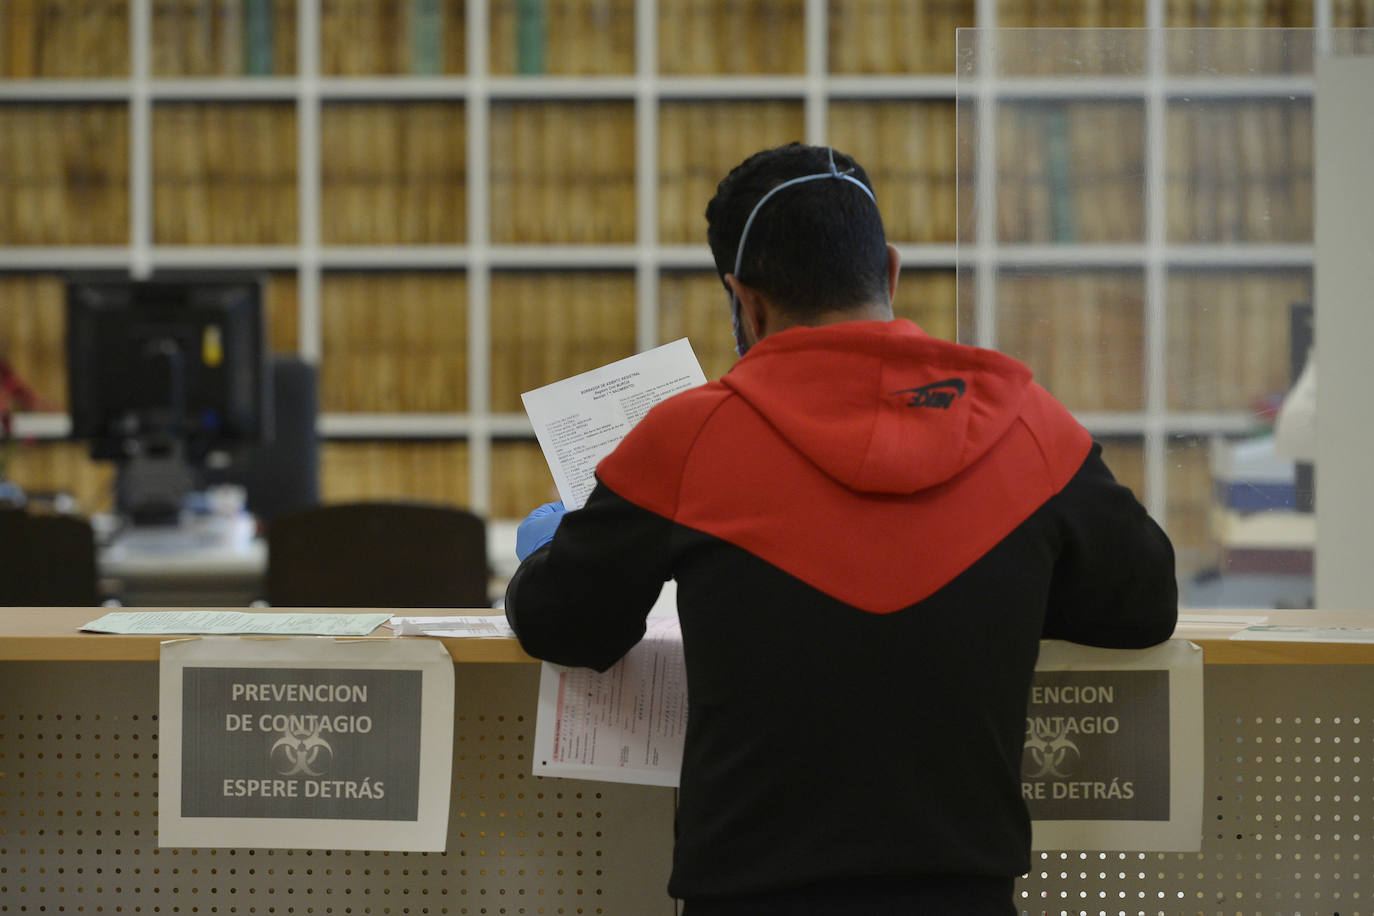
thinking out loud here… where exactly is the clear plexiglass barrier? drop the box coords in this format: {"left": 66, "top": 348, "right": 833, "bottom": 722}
{"left": 954, "top": 28, "right": 1374, "bottom": 610}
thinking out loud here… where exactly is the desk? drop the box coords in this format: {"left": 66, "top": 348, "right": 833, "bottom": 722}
{"left": 95, "top": 519, "right": 525, "bottom": 607}
{"left": 99, "top": 532, "right": 269, "bottom": 607}
{"left": 2, "top": 609, "right": 1372, "bottom": 912}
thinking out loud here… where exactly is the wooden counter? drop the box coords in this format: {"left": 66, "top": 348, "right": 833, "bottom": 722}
{"left": 0, "top": 605, "right": 536, "bottom": 662}
{"left": 4, "top": 606, "right": 1373, "bottom": 664}
{"left": 0, "top": 610, "right": 673, "bottom": 913}
{"left": 2, "top": 605, "right": 1371, "bottom": 910}
{"left": 1173, "top": 607, "right": 1374, "bottom": 664}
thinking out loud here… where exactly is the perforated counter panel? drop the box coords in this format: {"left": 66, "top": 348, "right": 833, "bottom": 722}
{"left": 1022, "top": 664, "right": 1372, "bottom": 915}
{"left": 0, "top": 662, "right": 677, "bottom": 915}
{"left": 2, "top": 659, "right": 1372, "bottom": 914}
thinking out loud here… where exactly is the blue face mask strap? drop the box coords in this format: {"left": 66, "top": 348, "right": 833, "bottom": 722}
{"left": 729, "top": 149, "right": 878, "bottom": 357}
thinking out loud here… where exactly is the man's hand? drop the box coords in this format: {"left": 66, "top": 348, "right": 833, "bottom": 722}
{"left": 516, "top": 501, "right": 566, "bottom": 561}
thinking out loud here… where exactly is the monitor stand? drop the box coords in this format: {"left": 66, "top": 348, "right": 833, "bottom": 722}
{"left": 116, "top": 439, "right": 197, "bottom": 526}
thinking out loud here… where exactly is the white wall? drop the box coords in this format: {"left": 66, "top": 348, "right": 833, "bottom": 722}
{"left": 1314, "top": 56, "right": 1374, "bottom": 609}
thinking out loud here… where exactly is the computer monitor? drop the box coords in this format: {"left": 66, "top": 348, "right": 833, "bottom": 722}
{"left": 66, "top": 277, "right": 271, "bottom": 523}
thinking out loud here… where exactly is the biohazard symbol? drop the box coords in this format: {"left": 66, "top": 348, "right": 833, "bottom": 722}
{"left": 1023, "top": 722, "right": 1080, "bottom": 779}
{"left": 270, "top": 724, "right": 334, "bottom": 776}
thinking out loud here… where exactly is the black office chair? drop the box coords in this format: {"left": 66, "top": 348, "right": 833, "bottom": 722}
{"left": 265, "top": 501, "right": 489, "bottom": 608}
{"left": 0, "top": 507, "right": 102, "bottom": 606}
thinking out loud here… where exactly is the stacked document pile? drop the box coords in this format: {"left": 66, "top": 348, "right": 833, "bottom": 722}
{"left": 1208, "top": 435, "right": 1313, "bottom": 576}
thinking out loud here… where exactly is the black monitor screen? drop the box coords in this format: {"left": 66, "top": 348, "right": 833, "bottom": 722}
{"left": 67, "top": 278, "right": 269, "bottom": 463}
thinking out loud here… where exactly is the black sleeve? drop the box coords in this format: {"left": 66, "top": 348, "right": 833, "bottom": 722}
{"left": 1042, "top": 443, "right": 1179, "bottom": 648}
{"left": 504, "top": 480, "right": 674, "bottom": 672}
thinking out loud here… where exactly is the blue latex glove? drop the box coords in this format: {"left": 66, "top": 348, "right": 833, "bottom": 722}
{"left": 516, "top": 501, "right": 566, "bottom": 562}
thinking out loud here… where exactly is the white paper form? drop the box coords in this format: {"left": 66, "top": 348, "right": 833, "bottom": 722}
{"left": 1171, "top": 613, "right": 1269, "bottom": 639}
{"left": 521, "top": 338, "right": 706, "bottom": 509}
{"left": 83, "top": 610, "right": 392, "bottom": 637}
{"left": 389, "top": 615, "right": 516, "bottom": 639}
{"left": 533, "top": 608, "right": 687, "bottom": 788}
{"left": 1232, "top": 625, "right": 1374, "bottom": 643}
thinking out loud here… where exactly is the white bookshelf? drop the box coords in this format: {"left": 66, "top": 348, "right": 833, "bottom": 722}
{"left": 1, "top": 0, "right": 1361, "bottom": 525}
{"left": 956, "top": 19, "right": 1363, "bottom": 531}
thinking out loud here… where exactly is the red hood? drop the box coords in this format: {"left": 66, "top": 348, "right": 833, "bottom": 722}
{"left": 720, "top": 320, "right": 1033, "bottom": 495}
{"left": 596, "top": 318, "right": 1091, "bottom": 612}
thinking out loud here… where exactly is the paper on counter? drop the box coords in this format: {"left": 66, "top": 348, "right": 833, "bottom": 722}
{"left": 82, "top": 610, "right": 392, "bottom": 637}
{"left": 532, "top": 612, "right": 687, "bottom": 788}
{"left": 519, "top": 340, "right": 703, "bottom": 787}
{"left": 1231, "top": 625, "right": 1374, "bottom": 643}
{"left": 1176, "top": 613, "right": 1270, "bottom": 627}
{"left": 1172, "top": 613, "right": 1270, "bottom": 637}
{"left": 389, "top": 615, "right": 516, "bottom": 639}
{"left": 521, "top": 338, "right": 706, "bottom": 509}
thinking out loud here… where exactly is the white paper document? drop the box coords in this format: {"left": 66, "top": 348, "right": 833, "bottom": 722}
{"left": 521, "top": 337, "right": 707, "bottom": 509}
{"left": 83, "top": 610, "right": 392, "bottom": 637}
{"left": 1176, "top": 613, "right": 1270, "bottom": 628}
{"left": 533, "top": 613, "right": 687, "bottom": 787}
{"left": 1232, "top": 625, "right": 1374, "bottom": 643}
{"left": 1171, "top": 613, "right": 1270, "bottom": 638}
{"left": 389, "top": 615, "right": 516, "bottom": 639}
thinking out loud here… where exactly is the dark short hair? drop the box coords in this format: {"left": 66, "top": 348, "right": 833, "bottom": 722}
{"left": 705, "top": 143, "right": 889, "bottom": 319}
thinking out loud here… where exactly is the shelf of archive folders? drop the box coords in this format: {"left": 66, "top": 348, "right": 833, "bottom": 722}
{"left": 0, "top": 0, "right": 983, "bottom": 80}
{"left": 6, "top": 256, "right": 1299, "bottom": 556}
{"left": 21, "top": 0, "right": 1367, "bottom": 82}
{"left": 6, "top": 0, "right": 1370, "bottom": 87}
{"left": 0, "top": 78, "right": 1322, "bottom": 268}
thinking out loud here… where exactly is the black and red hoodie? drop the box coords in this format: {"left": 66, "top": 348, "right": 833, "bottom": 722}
{"left": 505, "top": 319, "right": 1177, "bottom": 908}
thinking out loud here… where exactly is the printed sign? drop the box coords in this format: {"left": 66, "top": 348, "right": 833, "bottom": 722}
{"left": 1027, "top": 639, "right": 1203, "bottom": 852}
{"left": 181, "top": 667, "right": 421, "bottom": 820}
{"left": 160, "top": 637, "right": 454, "bottom": 851}
{"left": 1023, "top": 669, "right": 1169, "bottom": 820}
